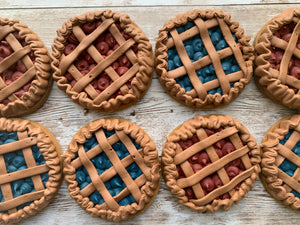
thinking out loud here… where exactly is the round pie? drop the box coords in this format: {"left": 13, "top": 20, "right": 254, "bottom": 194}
{"left": 155, "top": 9, "right": 254, "bottom": 108}
{"left": 162, "top": 114, "right": 260, "bottom": 212}
{"left": 0, "top": 18, "right": 52, "bottom": 117}
{"left": 0, "top": 118, "right": 62, "bottom": 224}
{"left": 261, "top": 114, "right": 300, "bottom": 209}
{"left": 63, "top": 118, "right": 160, "bottom": 221}
{"left": 255, "top": 8, "right": 300, "bottom": 109}
{"left": 51, "top": 10, "right": 153, "bottom": 112}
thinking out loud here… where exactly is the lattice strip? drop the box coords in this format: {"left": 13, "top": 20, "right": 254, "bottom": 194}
{"left": 194, "top": 18, "right": 231, "bottom": 94}
{"left": 78, "top": 145, "right": 119, "bottom": 210}
{"left": 197, "top": 128, "right": 234, "bottom": 197}
{"left": 175, "top": 143, "right": 205, "bottom": 199}
{"left": 115, "top": 130, "right": 150, "bottom": 179}
{"left": 97, "top": 174, "right": 147, "bottom": 210}
{"left": 0, "top": 45, "right": 31, "bottom": 74}
{"left": 275, "top": 130, "right": 300, "bottom": 166}
{"left": 278, "top": 20, "right": 300, "bottom": 84}
{"left": 0, "top": 67, "right": 36, "bottom": 102}
{"left": 18, "top": 131, "right": 44, "bottom": 191}
{"left": 0, "top": 165, "right": 48, "bottom": 185}
{"left": 177, "top": 145, "right": 249, "bottom": 188}
{"left": 72, "top": 26, "right": 129, "bottom": 96}
{"left": 72, "top": 38, "right": 135, "bottom": 92}
{"left": 0, "top": 137, "right": 36, "bottom": 155}
{"left": 174, "top": 127, "right": 238, "bottom": 165}
{"left": 5, "top": 34, "right": 34, "bottom": 70}
{"left": 80, "top": 149, "right": 144, "bottom": 197}
{"left": 166, "top": 18, "right": 219, "bottom": 48}
{"left": 107, "top": 22, "right": 137, "bottom": 65}
{"left": 190, "top": 167, "right": 254, "bottom": 205}
{"left": 59, "top": 18, "right": 115, "bottom": 75}
{"left": 278, "top": 169, "right": 300, "bottom": 193}
{"left": 0, "top": 26, "right": 15, "bottom": 40}
{"left": 229, "top": 133, "right": 252, "bottom": 169}
{"left": 93, "top": 63, "right": 139, "bottom": 104}
{"left": 269, "top": 68, "right": 300, "bottom": 90}
{"left": 66, "top": 63, "right": 98, "bottom": 99}
{"left": 170, "top": 29, "right": 206, "bottom": 99}
{"left": 72, "top": 134, "right": 119, "bottom": 169}
{"left": 217, "top": 18, "right": 248, "bottom": 75}
{"left": 0, "top": 155, "right": 15, "bottom": 213}
{"left": 95, "top": 129, "right": 142, "bottom": 202}
{"left": 0, "top": 190, "right": 44, "bottom": 211}
{"left": 168, "top": 47, "right": 234, "bottom": 79}
{"left": 270, "top": 37, "right": 300, "bottom": 59}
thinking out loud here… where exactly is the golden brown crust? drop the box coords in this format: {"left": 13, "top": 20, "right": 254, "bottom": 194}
{"left": 254, "top": 8, "right": 300, "bottom": 110}
{"left": 0, "top": 18, "right": 52, "bottom": 117}
{"left": 0, "top": 118, "right": 62, "bottom": 224}
{"left": 260, "top": 114, "right": 300, "bottom": 209}
{"left": 162, "top": 114, "right": 260, "bottom": 212}
{"left": 155, "top": 9, "right": 254, "bottom": 108}
{"left": 63, "top": 118, "right": 161, "bottom": 222}
{"left": 51, "top": 10, "right": 153, "bottom": 112}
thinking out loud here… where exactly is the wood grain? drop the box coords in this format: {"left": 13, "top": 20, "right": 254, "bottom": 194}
{"left": 0, "top": 2, "right": 300, "bottom": 225}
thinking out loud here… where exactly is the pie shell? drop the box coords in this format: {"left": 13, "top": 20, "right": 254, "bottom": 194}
{"left": 162, "top": 114, "right": 261, "bottom": 212}
{"left": 0, "top": 118, "right": 62, "bottom": 224}
{"left": 63, "top": 118, "right": 161, "bottom": 222}
{"left": 51, "top": 10, "right": 154, "bottom": 112}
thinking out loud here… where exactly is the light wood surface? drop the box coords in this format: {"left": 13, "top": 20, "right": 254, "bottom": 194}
{"left": 1, "top": 1, "right": 300, "bottom": 224}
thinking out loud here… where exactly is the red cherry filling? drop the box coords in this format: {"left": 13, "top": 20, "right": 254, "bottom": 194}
{"left": 270, "top": 22, "right": 300, "bottom": 93}
{"left": 176, "top": 128, "right": 245, "bottom": 200}
{"left": 0, "top": 32, "right": 34, "bottom": 105}
{"left": 63, "top": 20, "right": 139, "bottom": 100}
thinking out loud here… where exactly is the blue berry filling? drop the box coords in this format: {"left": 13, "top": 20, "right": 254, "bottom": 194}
{"left": 76, "top": 129, "right": 143, "bottom": 206}
{"left": 278, "top": 129, "right": 300, "bottom": 197}
{"left": 0, "top": 131, "right": 48, "bottom": 213}
{"left": 169, "top": 22, "right": 241, "bottom": 94}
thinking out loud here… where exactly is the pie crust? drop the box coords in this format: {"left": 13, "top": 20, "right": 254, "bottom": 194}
{"left": 155, "top": 9, "right": 254, "bottom": 108}
{"left": 162, "top": 114, "right": 260, "bottom": 212}
{"left": 0, "top": 18, "right": 52, "bottom": 117}
{"left": 51, "top": 10, "right": 153, "bottom": 112}
{"left": 63, "top": 118, "right": 160, "bottom": 221}
{"left": 0, "top": 118, "right": 62, "bottom": 224}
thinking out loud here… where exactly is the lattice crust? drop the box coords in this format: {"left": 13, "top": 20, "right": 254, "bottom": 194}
{"left": 261, "top": 115, "right": 300, "bottom": 209}
{"left": 0, "top": 118, "right": 61, "bottom": 224}
{"left": 0, "top": 18, "right": 52, "bottom": 117}
{"left": 51, "top": 10, "right": 153, "bottom": 111}
{"left": 255, "top": 8, "right": 300, "bottom": 110}
{"left": 162, "top": 115, "right": 260, "bottom": 212}
{"left": 63, "top": 118, "right": 160, "bottom": 222}
{"left": 155, "top": 9, "right": 254, "bottom": 108}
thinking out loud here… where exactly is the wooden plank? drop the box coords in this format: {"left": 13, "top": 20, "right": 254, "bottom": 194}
{"left": 0, "top": 3, "right": 299, "bottom": 225}
{"left": 1, "top": 0, "right": 299, "bottom": 9}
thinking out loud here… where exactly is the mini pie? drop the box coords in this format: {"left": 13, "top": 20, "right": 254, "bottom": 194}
{"left": 63, "top": 118, "right": 160, "bottom": 221}
{"left": 51, "top": 10, "right": 153, "bottom": 112}
{"left": 255, "top": 8, "right": 300, "bottom": 109}
{"left": 162, "top": 114, "right": 260, "bottom": 212}
{"left": 261, "top": 114, "right": 300, "bottom": 209}
{"left": 0, "top": 18, "right": 52, "bottom": 117}
{"left": 155, "top": 9, "right": 254, "bottom": 108}
{"left": 0, "top": 118, "right": 62, "bottom": 224}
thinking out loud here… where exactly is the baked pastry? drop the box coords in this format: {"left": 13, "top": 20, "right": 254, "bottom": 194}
{"left": 261, "top": 114, "right": 300, "bottom": 209}
{"left": 162, "top": 114, "right": 260, "bottom": 212}
{"left": 0, "top": 18, "right": 52, "bottom": 117}
{"left": 63, "top": 118, "right": 160, "bottom": 221}
{"left": 155, "top": 9, "right": 254, "bottom": 108}
{"left": 51, "top": 10, "right": 153, "bottom": 112}
{"left": 0, "top": 118, "right": 62, "bottom": 224}
{"left": 255, "top": 8, "right": 300, "bottom": 109}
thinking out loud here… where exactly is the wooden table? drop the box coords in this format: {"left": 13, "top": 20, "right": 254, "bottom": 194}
{"left": 1, "top": 1, "right": 300, "bottom": 224}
